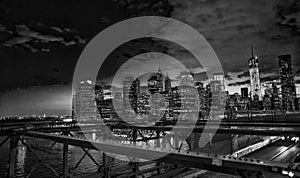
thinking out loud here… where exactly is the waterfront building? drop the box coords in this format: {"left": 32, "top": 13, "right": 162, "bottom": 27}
{"left": 73, "top": 80, "right": 100, "bottom": 122}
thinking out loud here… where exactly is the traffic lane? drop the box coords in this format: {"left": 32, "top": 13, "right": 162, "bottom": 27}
{"left": 245, "top": 140, "right": 295, "bottom": 161}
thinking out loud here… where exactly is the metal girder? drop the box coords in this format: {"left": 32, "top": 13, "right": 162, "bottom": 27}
{"left": 237, "top": 169, "right": 265, "bottom": 178}
{"left": 20, "top": 138, "right": 60, "bottom": 178}
{"left": 7, "top": 135, "right": 19, "bottom": 178}
{"left": 0, "top": 136, "right": 9, "bottom": 148}
{"left": 5, "top": 122, "right": 300, "bottom": 137}
{"left": 25, "top": 141, "right": 57, "bottom": 177}
{"left": 110, "top": 125, "right": 300, "bottom": 137}
{"left": 63, "top": 143, "right": 68, "bottom": 178}
{"left": 103, "top": 153, "right": 113, "bottom": 178}
{"left": 33, "top": 124, "right": 300, "bottom": 137}
{"left": 150, "top": 167, "right": 188, "bottom": 178}
{"left": 23, "top": 131, "right": 299, "bottom": 177}
{"left": 81, "top": 148, "right": 101, "bottom": 168}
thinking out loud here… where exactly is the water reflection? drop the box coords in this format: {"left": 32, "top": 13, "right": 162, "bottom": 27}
{"left": 15, "top": 143, "right": 26, "bottom": 177}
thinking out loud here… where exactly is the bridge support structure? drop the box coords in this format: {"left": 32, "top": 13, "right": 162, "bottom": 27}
{"left": 1, "top": 124, "right": 300, "bottom": 178}
{"left": 7, "top": 135, "right": 19, "bottom": 178}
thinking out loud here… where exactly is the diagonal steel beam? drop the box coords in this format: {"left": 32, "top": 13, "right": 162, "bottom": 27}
{"left": 20, "top": 138, "right": 60, "bottom": 178}
{"left": 81, "top": 147, "right": 101, "bottom": 168}
{"left": 0, "top": 136, "right": 9, "bottom": 148}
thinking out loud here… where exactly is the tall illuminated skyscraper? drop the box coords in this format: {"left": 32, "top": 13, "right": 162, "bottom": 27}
{"left": 148, "top": 67, "right": 163, "bottom": 94}
{"left": 73, "top": 80, "right": 100, "bottom": 122}
{"left": 278, "top": 54, "right": 296, "bottom": 110}
{"left": 213, "top": 73, "right": 225, "bottom": 91}
{"left": 248, "top": 45, "right": 261, "bottom": 101}
{"left": 123, "top": 76, "right": 134, "bottom": 108}
{"left": 179, "top": 71, "right": 194, "bottom": 86}
{"left": 123, "top": 77, "right": 140, "bottom": 111}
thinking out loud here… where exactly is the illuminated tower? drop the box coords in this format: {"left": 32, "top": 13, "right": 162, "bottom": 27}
{"left": 213, "top": 73, "right": 225, "bottom": 91}
{"left": 123, "top": 77, "right": 140, "bottom": 111}
{"left": 73, "top": 80, "right": 100, "bottom": 122}
{"left": 123, "top": 76, "right": 134, "bottom": 108}
{"left": 278, "top": 54, "right": 296, "bottom": 111}
{"left": 179, "top": 71, "right": 194, "bottom": 86}
{"left": 248, "top": 45, "right": 261, "bottom": 101}
{"left": 148, "top": 67, "right": 163, "bottom": 94}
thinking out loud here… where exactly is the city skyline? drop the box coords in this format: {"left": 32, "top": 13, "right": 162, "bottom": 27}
{"left": 3, "top": 49, "right": 299, "bottom": 118}
{"left": 1, "top": 0, "right": 300, "bottom": 116}
{"left": 1, "top": 53, "right": 300, "bottom": 117}
{"left": 2, "top": 1, "right": 300, "bottom": 178}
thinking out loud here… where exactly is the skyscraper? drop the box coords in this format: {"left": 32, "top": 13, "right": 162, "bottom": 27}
{"left": 73, "top": 80, "right": 100, "bottom": 122}
{"left": 213, "top": 73, "right": 225, "bottom": 91}
{"left": 164, "top": 74, "right": 172, "bottom": 93}
{"left": 179, "top": 71, "right": 194, "bottom": 86}
{"left": 248, "top": 45, "right": 261, "bottom": 101}
{"left": 278, "top": 54, "right": 296, "bottom": 111}
{"left": 271, "top": 82, "right": 281, "bottom": 110}
{"left": 211, "top": 80, "right": 222, "bottom": 93}
{"left": 241, "top": 88, "right": 249, "bottom": 99}
{"left": 123, "top": 77, "right": 140, "bottom": 112}
{"left": 123, "top": 76, "right": 134, "bottom": 108}
{"left": 148, "top": 67, "right": 163, "bottom": 94}
{"left": 177, "top": 71, "right": 199, "bottom": 121}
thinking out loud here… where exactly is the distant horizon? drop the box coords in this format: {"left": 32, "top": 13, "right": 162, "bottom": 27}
{"left": 0, "top": 80, "right": 299, "bottom": 117}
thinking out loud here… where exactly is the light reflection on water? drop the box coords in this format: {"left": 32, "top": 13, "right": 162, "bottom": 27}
{"left": 0, "top": 133, "right": 125, "bottom": 178}
{"left": 15, "top": 145, "right": 26, "bottom": 177}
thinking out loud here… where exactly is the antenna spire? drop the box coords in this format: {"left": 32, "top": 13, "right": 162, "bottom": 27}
{"left": 158, "top": 64, "right": 162, "bottom": 74}
{"left": 251, "top": 44, "right": 254, "bottom": 58}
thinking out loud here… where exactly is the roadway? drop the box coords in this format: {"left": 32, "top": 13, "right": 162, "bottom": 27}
{"left": 245, "top": 139, "right": 300, "bottom": 163}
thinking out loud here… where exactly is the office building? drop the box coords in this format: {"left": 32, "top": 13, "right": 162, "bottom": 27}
{"left": 248, "top": 45, "right": 261, "bottom": 100}
{"left": 73, "top": 80, "right": 100, "bottom": 122}
{"left": 278, "top": 54, "right": 297, "bottom": 111}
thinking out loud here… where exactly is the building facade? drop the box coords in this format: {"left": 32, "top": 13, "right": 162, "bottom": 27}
{"left": 278, "top": 54, "right": 297, "bottom": 111}
{"left": 248, "top": 45, "right": 261, "bottom": 101}
{"left": 73, "top": 80, "right": 100, "bottom": 122}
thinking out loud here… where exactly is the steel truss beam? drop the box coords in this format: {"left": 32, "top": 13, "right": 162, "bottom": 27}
{"left": 23, "top": 131, "right": 299, "bottom": 177}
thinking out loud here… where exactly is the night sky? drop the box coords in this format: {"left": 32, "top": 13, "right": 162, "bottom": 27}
{"left": 0, "top": 0, "right": 300, "bottom": 116}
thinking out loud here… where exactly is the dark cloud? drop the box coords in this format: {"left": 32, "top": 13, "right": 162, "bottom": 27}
{"left": 228, "top": 80, "right": 250, "bottom": 87}
{"left": 261, "top": 75, "right": 279, "bottom": 83}
{"left": 228, "top": 75, "right": 279, "bottom": 86}
{"left": 276, "top": 0, "right": 300, "bottom": 33}
{"left": 170, "top": 0, "right": 300, "bottom": 79}
{"left": 53, "top": 68, "right": 61, "bottom": 72}
{"left": 225, "top": 74, "right": 233, "bottom": 80}
{"left": 1, "top": 0, "right": 300, "bottom": 115}
{"left": 1, "top": 23, "right": 86, "bottom": 53}
{"left": 50, "top": 26, "right": 64, "bottom": 33}
{"left": 237, "top": 71, "right": 250, "bottom": 79}
{"left": 114, "top": 0, "right": 174, "bottom": 17}
{"left": 97, "top": 37, "right": 201, "bottom": 83}
{"left": 100, "top": 17, "right": 112, "bottom": 24}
